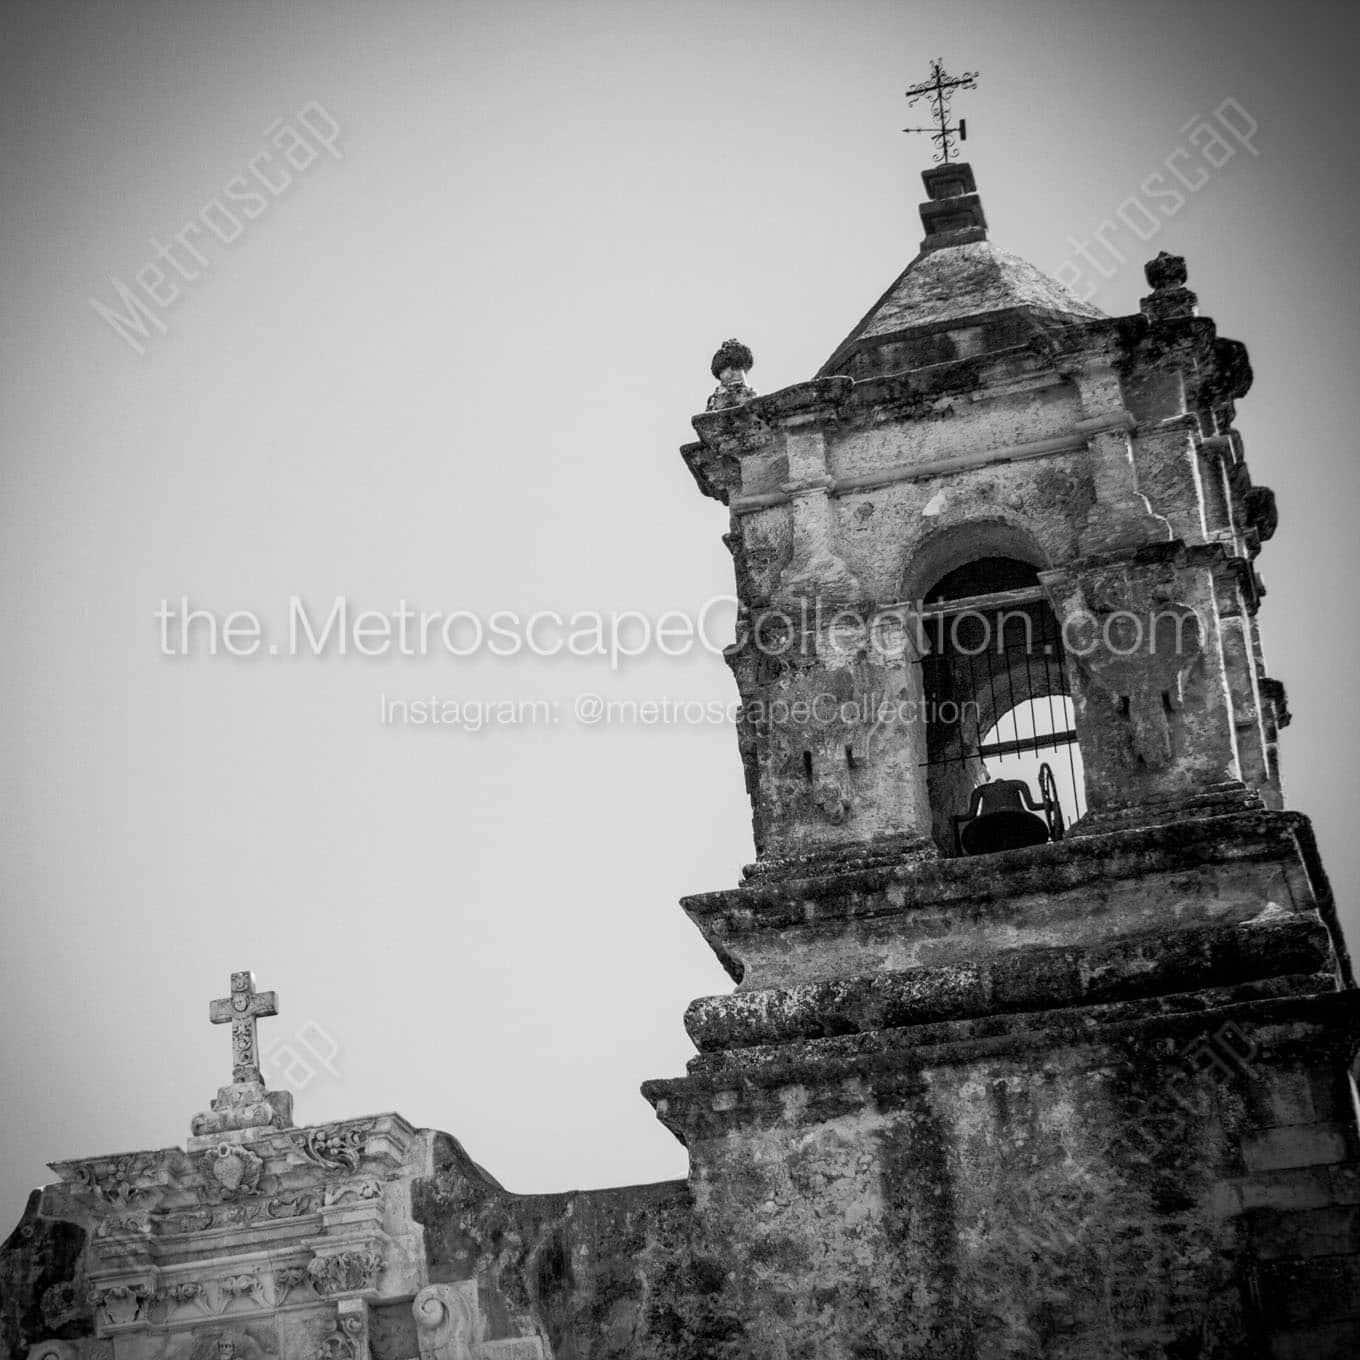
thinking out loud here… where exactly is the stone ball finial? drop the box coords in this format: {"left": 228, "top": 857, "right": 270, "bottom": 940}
{"left": 706, "top": 339, "right": 757, "bottom": 412}
{"left": 1140, "top": 252, "right": 1198, "bottom": 321}
{"left": 1144, "top": 252, "right": 1188, "bottom": 291}
{"left": 710, "top": 339, "right": 754, "bottom": 381}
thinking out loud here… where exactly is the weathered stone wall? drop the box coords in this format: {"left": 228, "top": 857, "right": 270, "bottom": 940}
{"left": 665, "top": 1034, "right": 1252, "bottom": 1357}
{"left": 646, "top": 987, "right": 1360, "bottom": 1358}
{"left": 644, "top": 809, "right": 1360, "bottom": 1358}
{"left": 0, "top": 1193, "right": 91, "bottom": 1360}
{"left": 411, "top": 1137, "right": 703, "bottom": 1359}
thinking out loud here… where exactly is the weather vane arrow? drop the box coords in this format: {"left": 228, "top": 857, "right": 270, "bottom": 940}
{"left": 903, "top": 58, "right": 979, "bottom": 164}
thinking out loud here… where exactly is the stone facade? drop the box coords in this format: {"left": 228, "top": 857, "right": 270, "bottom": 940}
{"left": 3, "top": 163, "right": 1358, "bottom": 1358}
{"left": 1, "top": 976, "right": 555, "bottom": 1360}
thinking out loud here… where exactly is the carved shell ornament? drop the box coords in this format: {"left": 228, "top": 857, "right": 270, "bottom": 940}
{"left": 215, "top": 1151, "right": 245, "bottom": 1194}
{"left": 206, "top": 1142, "right": 264, "bottom": 1199}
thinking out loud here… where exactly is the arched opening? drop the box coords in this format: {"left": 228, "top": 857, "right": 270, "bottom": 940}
{"left": 918, "top": 555, "right": 1086, "bottom": 855}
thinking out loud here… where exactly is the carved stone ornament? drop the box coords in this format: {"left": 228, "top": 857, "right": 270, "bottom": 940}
{"left": 27, "top": 1341, "right": 79, "bottom": 1360}
{"left": 314, "top": 1334, "right": 358, "bottom": 1360}
{"left": 323, "top": 1178, "right": 381, "bottom": 1207}
{"left": 163, "top": 1209, "right": 215, "bottom": 1235}
{"left": 202, "top": 1143, "right": 265, "bottom": 1200}
{"left": 266, "top": 1190, "right": 318, "bottom": 1218}
{"left": 62, "top": 1152, "right": 176, "bottom": 1208}
{"left": 188, "top": 1327, "right": 271, "bottom": 1360}
{"left": 298, "top": 1124, "right": 370, "bottom": 1172}
{"left": 154, "top": 1280, "right": 205, "bottom": 1308}
{"left": 217, "top": 1271, "right": 266, "bottom": 1307}
{"left": 40, "top": 1282, "right": 84, "bottom": 1332}
{"left": 272, "top": 1264, "right": 313, "bottom": 1306}
{"left": 188, "top": 974, "right": 294, "bottom": 1137}
{"left": 87, "top": 1281, "right": 152, "bottom": 1328}
{"left": 313, "top": 1298, "right": 370, "bottom": 1360}
{"left": 94, "top": 1213, "right": 149, "bottom": 1238}
{"left": 306, "top": 1248, "right": 384, "bottom": 1297}
{"left": 1144, "top": 250, "right": 1187, "bottom": 291}
{"left": 412, "top": 1283, "right": 478, "bottom": 1360}
{"left": 161, "top": 1191, "right": 315, "bottom": 1235}
{"left": 190, "top": 1081, "right": 293, "bottom": 1140}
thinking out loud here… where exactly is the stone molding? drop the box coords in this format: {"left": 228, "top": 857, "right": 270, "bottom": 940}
{"left": 729, "top": 427, "right": 1091, "bottom": 514}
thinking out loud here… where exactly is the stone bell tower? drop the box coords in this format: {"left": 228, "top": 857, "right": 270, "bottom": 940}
{"left": 682, "top": 158, "right": 1284, "bottom": 870}
{"left": 647, "top": 154, "right": 1360, "bottom": 1356}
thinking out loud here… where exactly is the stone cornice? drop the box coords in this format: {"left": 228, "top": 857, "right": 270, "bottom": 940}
{"left": 691, "top": 347, "right": 1070, "bottom": 461}
{"left": 729, "top": 427, "right": 1092, "bottom": 514}
{"left": 47, "top": 1114, "right": 421, "bottom": 1219}
{"left": 682, "top": 810, "right": 1315, "bottom": 950}
{"left": 37, "top": 1115, "right": 428, "bottom": 1342}
{"left": 683, "top": 915, "right": 1334, "bottom": 1054}
{"left": 643, "top": 988, "right": 1360, "bottom": 1140}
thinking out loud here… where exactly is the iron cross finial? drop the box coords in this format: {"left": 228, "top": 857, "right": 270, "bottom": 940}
{"left": 208, "top": 969, "right": 279, "bottom": 1085}
{"left": 903, "top": 58, "right": 979, "bottom": 164}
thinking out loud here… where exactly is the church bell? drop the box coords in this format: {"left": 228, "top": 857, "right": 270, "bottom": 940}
{"left": 954, "top": 765, "right": 1064, "bottom": 857}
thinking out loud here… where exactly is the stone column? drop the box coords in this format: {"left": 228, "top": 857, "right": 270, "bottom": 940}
{"left": 728, "top": 412, "right": 935, "bottom": 868}
{"left": 1199, "top": 435, "right": 1238, "bottom": 543}
{"left": 1214, "top": 567, "right": 1271, "bottom": 797}
{"left": 771, "top": 419, "right": 859, "bottom": 607}
{"left": 1066, "top": 360, "right": 1173, "bottom": 555}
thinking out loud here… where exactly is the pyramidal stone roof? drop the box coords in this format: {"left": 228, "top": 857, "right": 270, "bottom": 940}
{"left": 819, "top": 163, "right": 1104, "bottom": 379}
{"left": 851, "top": 239, "right": 1104, "bottom": 337}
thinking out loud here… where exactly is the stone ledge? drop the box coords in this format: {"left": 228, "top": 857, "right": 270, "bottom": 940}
{"left": 683, "top": 916, "right": 1336, "bottom": 1053}
{"left": 686, "top": 810, "right": 1312, "bottom": 935}
{"left": 685, "top": 810, "right": 1337, "bottom": 994}
{"left": 644, "top": 987, "right": 1360, "bottom": 1139}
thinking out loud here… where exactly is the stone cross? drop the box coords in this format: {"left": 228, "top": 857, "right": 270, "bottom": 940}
{"left": 209, "top": 971, "right": 279, "bottom": 1084}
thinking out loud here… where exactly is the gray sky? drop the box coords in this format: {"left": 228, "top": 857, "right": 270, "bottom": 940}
{"left": 4, "top": 0, "right": 1359, "bottom": 1230}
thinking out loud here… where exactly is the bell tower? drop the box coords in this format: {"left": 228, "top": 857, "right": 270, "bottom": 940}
{"left": 682, "top": 156, "right": 1284, "bottom": 872}
{"left": 648, "top": 139, "right": 1360, "bottom": 1356}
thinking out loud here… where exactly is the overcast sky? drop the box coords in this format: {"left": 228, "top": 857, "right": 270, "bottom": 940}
{"left": 4, "top": 0, "right": 1359, "bottom": 1231}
